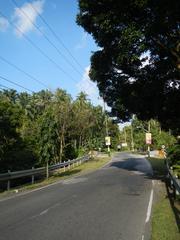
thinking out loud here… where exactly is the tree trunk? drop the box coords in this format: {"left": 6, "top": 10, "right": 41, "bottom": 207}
{"left": 59, "top": 137, "right": 63, "bottom": 162}
{"left": 79, "top": 135, "right": 82, "bottom": 148}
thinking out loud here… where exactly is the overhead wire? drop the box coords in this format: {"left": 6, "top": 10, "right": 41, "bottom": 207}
{"left": 27, "top": 0, "right": 85, "bottom": 72}
{"left": 11, "top": 0, "right": 83, "bottom": 78}
{"left": 0, "top": 10, "right": 79, "bottom": 84}
{"left": 0, "top": 75, "right": 34, "bottom": 93}
{"left": 27, "top": 0, "right": 98, "bottom": 91}
{"left": 0, "top": 83, "right": 11, "bottom": 90}
{"left": 0, "top": 55, "right": 49, "bottom": 89}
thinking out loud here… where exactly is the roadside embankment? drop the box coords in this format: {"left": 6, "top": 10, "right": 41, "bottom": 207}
{"left": 148, "top": 157, "right": 180, "bottom": 240}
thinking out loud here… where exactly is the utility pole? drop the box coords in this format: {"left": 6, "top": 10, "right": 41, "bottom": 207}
{"left": 124, "top": 128, "right": 127, "bottom": 143}
{"left": 103, "top": 99, "right": 109, "bottom": 136}
{"left": 137, "top": 121, "right": 151, "bottom": 157}
{"left": 103, "top": 97, "right": 110, "bottom": 156}
{"left": 131, "top": 124, "right": 134, "bottom": 152}
{"left": 147, "top": 121, "right": 151, "bottom": 157}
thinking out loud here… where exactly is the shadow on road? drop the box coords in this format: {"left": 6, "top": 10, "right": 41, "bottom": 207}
{"left": 112, "top": 155, "right": 180, "bottom": 233}
{"left": 109, "top": 157, "right": 153, "bottom": 177}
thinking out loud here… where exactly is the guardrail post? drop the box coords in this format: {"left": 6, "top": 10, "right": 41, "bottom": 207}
{"left": 46, "top": 161, "right": 49, "bottom": 179}
{"left": 32, "top": 167, "right": 34, "bottom": 184}
{"left": 173, "top": 185, "right": 176, "bottom": 199}
{"left": 7, "top": 170, "right": 11, "bottom": 191}
{"left": 175, "top": 177, "right": 180, "bottom": 198}
{"left": 63, "top": 161, "right": 66, "bottom": 172}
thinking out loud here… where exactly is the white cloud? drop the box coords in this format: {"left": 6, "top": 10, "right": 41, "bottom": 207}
{"left": 0, "top": 17, "right": 9, "bottom": 32}
{"left": 77, "top": 66, "right": 110, "bottom": 109}
{"left": 77, "top": 66, "right": 97, "bottom": 97}
{"left": 13, "top": 0, "right": 44, "bottom": 37}
{"left": 75, "top": 32, "right": 88, "bottom": 50}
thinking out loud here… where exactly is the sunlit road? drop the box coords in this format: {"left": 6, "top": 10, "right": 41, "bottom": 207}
{"left": 0, "top": 152, "right": 153, "bottom": 240}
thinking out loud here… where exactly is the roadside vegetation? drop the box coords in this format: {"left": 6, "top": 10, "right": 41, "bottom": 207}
{"left": 168, "top": 140, "right": 180, "bottom": 178}
{"left": 118, "top": 117, "right": 176, "bottom": 152}
{"left": 148, "top": 157, "right": 180, "bottom": 240}
{"left": 0, "top": 89, "right": 119, "bottom": 174}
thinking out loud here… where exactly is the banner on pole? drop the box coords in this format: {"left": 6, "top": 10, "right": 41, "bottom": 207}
{"left": 105, "top": 136, "right": 111, "bottom": 146}
{"left": 146, "top": 133, "right": 152, "bottom": 144}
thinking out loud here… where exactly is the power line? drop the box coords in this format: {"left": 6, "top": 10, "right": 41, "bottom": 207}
{"left": 29, "top": 7, "right": 100, "bottom": 90}
{"left": 27, "top": 0, "right": 85, "bottom": 73}
{"left": 0, "top": 75, "right": 34, "bottom": 93}
{"left": 0, "top": 11, "right": 78, "bottom": 84}
{"left": 11, "top": 0, "right": 83, "bottom": 78}
{"left": 0, "top": 55, "right": 49, "bottom": 89}
{"left": 0, "top": 83, "right": 11, "bottom": 90}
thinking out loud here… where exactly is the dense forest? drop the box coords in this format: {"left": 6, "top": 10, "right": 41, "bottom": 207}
{"left": 0, "top": 88, "right": 119, "bottom": 173}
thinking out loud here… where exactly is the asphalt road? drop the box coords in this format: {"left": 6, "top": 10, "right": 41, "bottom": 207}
{"left": 0, "top": 152, "right": 153, "bottom": 240}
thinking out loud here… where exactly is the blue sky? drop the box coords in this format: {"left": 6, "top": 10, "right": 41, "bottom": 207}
{"left": 0, "top": 0, "right": 103, "bottom": 104}
{"left": 0, "top": 0, "right": 130, "bottom": 129}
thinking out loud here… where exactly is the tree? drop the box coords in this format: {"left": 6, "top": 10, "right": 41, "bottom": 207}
{"left": 131, "top": 117, "right": 176, "bottom": 150}
{"left": 0, "top": 100, "right": 21, "bottom": 160}
{"left": 53, "top": 89, "right": 73, "bottom": 162}
{"left": 0, "top": 93, "right": 36, "bottom": 172}
{"left": 77, "top": 0, "right": 180, "bottom": 132}
{"left": 37, "top": 107, "right": 58, "bottom": 166}
{"left": 0, "top": 87, "right": 120, "bottom": 172}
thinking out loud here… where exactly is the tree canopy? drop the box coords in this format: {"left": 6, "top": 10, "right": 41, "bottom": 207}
{"left": 0, "top": 88, "right": 120, "bottom": 173}
{"left": 77, "top": 0, "right": 180, "bottom": 132}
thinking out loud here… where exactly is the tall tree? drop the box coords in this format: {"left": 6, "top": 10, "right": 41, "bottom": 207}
{"left": 77, "top": 0, "right": 180, "bottom": 132}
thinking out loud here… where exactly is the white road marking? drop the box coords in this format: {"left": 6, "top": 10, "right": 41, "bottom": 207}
{"left": 131, "top": 171, "right": 145, "bottom": 175}
{"left": 0, "top": 180, "right": 64, "bottom": 203}
{"left": 30, "top": 202, "right": 61, "bottom": 220}
{"left": 39, "top": 209, "right": 48, "bottom": 215}
{"left": 145, "top": 188, "right": 154, "bottom": 223}
{"left": 142, "top": 235, "right": 144, "bottom": 240}
{"left": 0, "top": 176, "right": 87, "bottom": 203}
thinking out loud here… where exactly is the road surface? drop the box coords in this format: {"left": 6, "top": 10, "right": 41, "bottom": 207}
{"left": 0, "top": 152, "right": 153, "bottom": 240}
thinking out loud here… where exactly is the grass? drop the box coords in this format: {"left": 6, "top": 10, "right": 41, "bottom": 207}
{"left": 152, "top": 196, "right": 180, "bottom": 240}
{"left": 148, "top": 157, "right": 180, "bottom": 240}
{"left": 0, "top": 155, "right": 111, "bottom": 198}
{"left": 148, "top": 157, "right": 167, "bottom": 179}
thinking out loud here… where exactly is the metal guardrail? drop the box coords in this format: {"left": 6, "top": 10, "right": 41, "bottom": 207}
{"left": 0, "top": 155, "right": 90, "bottom": 191}
{"left": 166, "top": 160, "right": 180, "bottom": 198}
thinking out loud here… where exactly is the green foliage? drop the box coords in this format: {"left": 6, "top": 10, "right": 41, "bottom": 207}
{"left": 77, "top": 0, "right": 180, "bottom": 132}
{"left": 0, "top": 88, "right": 119, "bottom": 172}
{"left": 37, "top": 108, "right": 58, "bottom": 165}
{"left": 168, "top": 143, "right": 180, "bottom": 166}
{"left": 63, "top": 145, "right": 78, "bottom": 160}
{"left": 0, "top": 99, "right": 22, "bottom": 159}
{"left": 119, "top": 117, "right": 176, "bottom": 151}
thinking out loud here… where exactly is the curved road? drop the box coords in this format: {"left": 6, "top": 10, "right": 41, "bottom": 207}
{"left": 0, "top": 152, "right": 153, "bottom": 240}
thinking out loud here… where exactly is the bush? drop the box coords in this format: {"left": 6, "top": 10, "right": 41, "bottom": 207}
{"left": 168, "top": 143, "right": 180, "bottom": 166}
{"left": 0, "top": 144, "right": 36, "bottom": 173}
{"left": 63, "top": 145, "right": 78, "bottom": 161}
